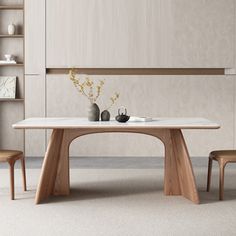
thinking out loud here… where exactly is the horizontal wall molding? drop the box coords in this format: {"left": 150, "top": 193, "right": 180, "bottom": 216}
{"left": 46, "top": 68, "right": 225, "bottom": 76}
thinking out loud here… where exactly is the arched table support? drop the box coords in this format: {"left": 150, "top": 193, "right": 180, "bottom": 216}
{"left": 35, "top": 128, "right": 199, "bottom": 204}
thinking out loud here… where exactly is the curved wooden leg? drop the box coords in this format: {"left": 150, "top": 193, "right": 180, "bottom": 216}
{"left": 162, "top": 130, "right": 181, "bottom": 195}
{"left": 34, "top": 128, "right": 199, "bottom": 204}
{"left": 35, "top": 129, "right": 65, "bottom": 204}
{"left": 151, "top": 129, "right": 199, "bottom": 204}
{"left": 21, "top": 157, "right": 27, "bottom": 191}
{"left": 8, "top": 160, "right": 16, "bottom": 200}
{"left": 206, "top": 157, "right": 213, "bottom": 192}
{"left": 219, "top": 161, "right": 226, "bottom": 201}
{"left": 169, "top": 129, "right": 199, "bottom": 203}
{"left": 53, "top": 130, "right": 70, "bottom": 196}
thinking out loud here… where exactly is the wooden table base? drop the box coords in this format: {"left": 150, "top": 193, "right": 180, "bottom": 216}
{"left": 35, "top": 128, "right": 199, "bottom": 204}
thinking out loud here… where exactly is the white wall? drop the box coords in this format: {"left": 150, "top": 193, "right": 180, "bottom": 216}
{"left": 46, "top": 0, "right": 234, "bottom": 68}
{"left": 22, "top": 0, "right": 236, "bottom": 157}
{"left": 46, "top": 74, "right": 235, "bottom": 157}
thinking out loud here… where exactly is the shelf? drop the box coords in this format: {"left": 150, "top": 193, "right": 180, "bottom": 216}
{"left": 0, "top": 63, "right": 24, "bottom": 67}
{"left": 0, "top": 5, "right": 24, "bottom": 10}
{"left": 0, "top": 98, "right": 24, "bottom": 102}
{"left": 0, "top": 35, "right": 24, "bottom": 38}
{"left": 46, "top": 68, "right": 225, "bottom": 75}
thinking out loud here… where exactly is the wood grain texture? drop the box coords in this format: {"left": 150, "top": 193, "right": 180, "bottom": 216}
{"left": 35, "top": 127, "right": 199, "bottom": 204}
{"left": 21, "top": 157, "right": 27, "bottom": 191}
{"left": 0, "top": 5, "right": 23, "bottom": 10}
{"left": 0, "top": 35, "right": 24, "bottom": 38}
{"left": 0, "top": 150, "right": 27, "bottom": 200}
{"left": 35, "top": 129, "right": 64, "bottom": 204}
{"left": 25, "top": 75, "right": 46, "bottom": 157}
{"left": 0, "top": 0, "right": 25, "bottom": 153}
{"left": 171, "top": 0, "right": 235, "bottom": 68}
{"left": 25, "top": 0, "right": 45, "bottom": 74}
{"left": 170, "top": 130, "right": 199, "bottom": 203}
{"left": 53, "top": 130, "right": 71, "bottom": 196}
{"left": 160, "top": 130, "right": 181, "bottom": 195}
{"left": 206, "top": 158, "right": 213, "bottom": 192}
{"left": 46, "top": 68, "right": 225, "bottom": 76}
{"left": 0, "top": 98, "right": 24, "bottom": 102}
{"left": 219, "top": 160, "right": 226, "bottom": 201}
{"left": 0, "top": 63, "right": 24, "bottom": 67}
{"left": 207, "top": 150, "right": 236, "bottom": 200}
{"left": 46, "top": 0, "right": 234, "bottom": 68}
{"left": 24, "top": 0, "right": 46, "bottom": 156}
{"left": 0, "top": 103, "right": 24, "bottom": 151}
{"left": 9, "top": 160, "right": 15, "bottom": 200}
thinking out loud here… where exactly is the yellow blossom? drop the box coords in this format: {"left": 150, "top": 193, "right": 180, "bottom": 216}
{"left": 69, "top": 69, "right": 119, "bottom": 108}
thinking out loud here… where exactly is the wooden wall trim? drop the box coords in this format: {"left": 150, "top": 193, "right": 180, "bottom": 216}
{"left": 46, "top": 68, "right": 225, "bottom": 76}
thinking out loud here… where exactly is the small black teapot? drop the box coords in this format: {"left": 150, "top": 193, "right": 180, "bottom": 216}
{"left": 115, "top": 107, "right": 130, "bottom": 123}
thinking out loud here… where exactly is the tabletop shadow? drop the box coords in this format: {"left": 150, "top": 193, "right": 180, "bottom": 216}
{"left": 44, "top": 177, "right": 163, "bottom": 204}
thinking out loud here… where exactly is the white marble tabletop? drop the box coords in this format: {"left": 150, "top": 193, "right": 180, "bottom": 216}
{"left": 12, "top": 117, "right": 220, "bottom": 129}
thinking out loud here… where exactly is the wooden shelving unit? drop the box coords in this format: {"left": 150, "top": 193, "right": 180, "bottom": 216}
{"left": 0, "top": 98, "right": 24, "bottom": 102}
{"left": 0, "top": 1, "right": 25, "bottom": 151}
{"left": 0, "top": 63, "right": 24, "bottom": 67}
{"left": 0, "top": 34, "right": 24, "bottom": 38}
{"left": 0, "top": 5, "right": 24, "bottom": 10}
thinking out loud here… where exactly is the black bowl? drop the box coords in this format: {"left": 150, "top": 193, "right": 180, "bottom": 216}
{"left": 115, "top": 115, "right": 130, "bottom": 123}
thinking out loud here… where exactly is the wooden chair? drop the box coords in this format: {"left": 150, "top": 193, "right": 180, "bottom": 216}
{"left": 0, "top": 150, "right": 27, "bottom": 200}
{"left": 207, "top": 150, "right": 236, "bottom": 200}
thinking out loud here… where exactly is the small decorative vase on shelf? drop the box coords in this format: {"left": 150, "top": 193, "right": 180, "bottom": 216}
{"left": 101, "top": 110, "right": 110, "bottom": 121}
{"left": 8, "top": 23, "right": 16, "bottom": 35}
{"left": 88, "top": 103, "right": 100, "bottom": 121}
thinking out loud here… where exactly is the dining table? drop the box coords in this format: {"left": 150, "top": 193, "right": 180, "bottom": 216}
{"left": 13, "top": 117, "right": 220, "bottom": 204}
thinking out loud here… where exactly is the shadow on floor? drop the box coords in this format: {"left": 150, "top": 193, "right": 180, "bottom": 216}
{"left": 44, "top": 185, "right": 236, "bottom": 205}
{"left": 196, "top": 170, "right": 236, "bottom": 204}
{"left": 198, "top": 189, "right": 236, "bottom": 204}
{"left": 18, "top": 171, "right": 236, "bottom": 204}
{"left": 43, "top": 177, "right": 163, "bottom": 204}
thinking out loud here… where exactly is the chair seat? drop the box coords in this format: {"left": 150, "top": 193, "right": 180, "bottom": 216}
{"left": 0, "top": 150, "right": 23, "bottom": 162}
{"left": 210, "top": 150, "right": 236, "bottom": 161}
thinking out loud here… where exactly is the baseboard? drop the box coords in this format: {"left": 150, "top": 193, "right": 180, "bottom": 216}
{"left": 1, "top": 156, "right": 231, "bottom": 169}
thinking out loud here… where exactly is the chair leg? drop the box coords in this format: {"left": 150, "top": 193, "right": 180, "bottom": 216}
{"left": 219, "top": 161, "right": 226, "bottom": 201}
{"left": 206, "top": 157, "right": 213, "bottom": 192}
{"left": 8, "top": 160, "right": 16, "bottom": 200}
{"left": 21, "top": 157, "right": 27, "bottom": 191}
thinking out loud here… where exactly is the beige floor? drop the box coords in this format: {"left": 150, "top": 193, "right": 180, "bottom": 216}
{"left": 0, "top": 168, "right": 236, "bottom": 236}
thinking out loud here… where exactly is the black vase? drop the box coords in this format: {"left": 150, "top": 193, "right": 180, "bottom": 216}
{"left": 101, "top": 110, "right": 110, "bottom": 121}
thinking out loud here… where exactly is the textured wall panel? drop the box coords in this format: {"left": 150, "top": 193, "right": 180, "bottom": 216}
{"left": 46, "top": 75, "right": 234, "bottom": 157}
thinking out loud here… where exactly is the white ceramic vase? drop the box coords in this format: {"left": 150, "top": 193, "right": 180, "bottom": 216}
{"left": 8, "top": 23, "right": 16, "bottom": 35}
